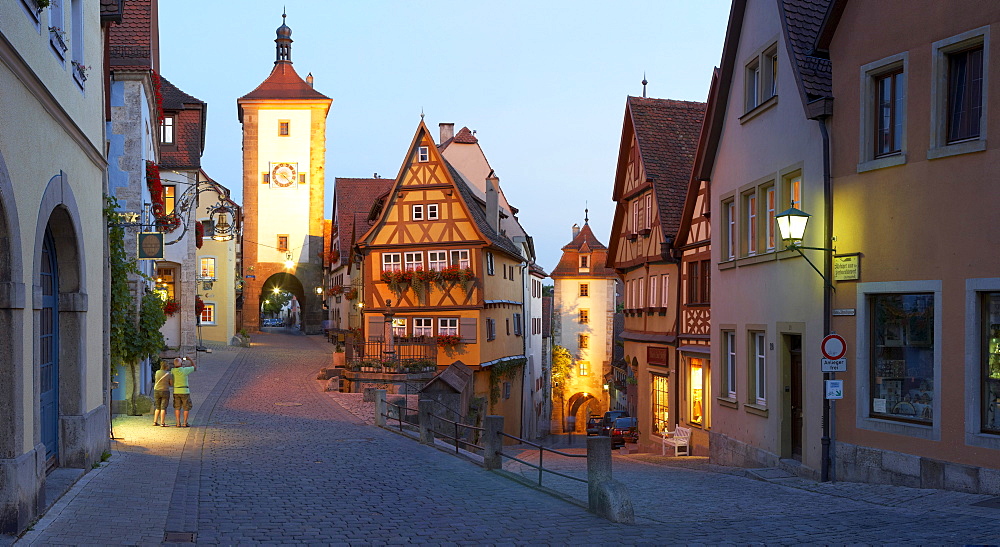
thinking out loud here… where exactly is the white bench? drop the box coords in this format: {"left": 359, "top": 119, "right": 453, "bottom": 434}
{"left": 661, "top": 425, "right": 692, "bottom": 456}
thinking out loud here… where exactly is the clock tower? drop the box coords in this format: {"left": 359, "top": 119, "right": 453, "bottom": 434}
{"left": 238, "top": 12, "right": 332, "bottom": 333}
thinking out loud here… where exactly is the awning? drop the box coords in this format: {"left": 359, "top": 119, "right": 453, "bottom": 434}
{"left": 677, "top": 344, "right": 711, "bottom": 355}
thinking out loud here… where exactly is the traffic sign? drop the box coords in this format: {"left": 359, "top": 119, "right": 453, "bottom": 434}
{"left": 822, "top": 358, "right": 847, "bottom": 372}
{"left": 825, "top": 379, "right": 844, "bottom": 399}
{"left": 821, "top": 334, "right": 847, "bottom": 360}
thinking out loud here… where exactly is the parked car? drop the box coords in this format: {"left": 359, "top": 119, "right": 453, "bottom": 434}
{"left": 586, "top": 416, "right": 603, "bottom": 436}
{"left": 610, "top": 417, "right": 639, "bottom": 448}
{"left": 600, "top": 410, "right": 629, "bottom": 436}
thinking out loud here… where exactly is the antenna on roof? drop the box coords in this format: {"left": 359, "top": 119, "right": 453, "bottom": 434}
{"left": 642, "top": 73, "right": 648, "bottom": 98}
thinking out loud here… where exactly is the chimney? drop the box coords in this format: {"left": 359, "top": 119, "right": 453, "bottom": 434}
{"left": 486, "top": 171, "right": 499, "bottom": 233}
{"left": 306, "top": 72, "right": 314, "bottom": 88}
{"left": 439, "top": 123, "right": 455, "bottom": 143}
{"left": 572, "top": 224, "right": 580, "bottom": 239}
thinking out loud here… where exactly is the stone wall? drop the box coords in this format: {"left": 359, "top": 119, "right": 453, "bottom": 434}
{"left": 835, "top": 441, "right": 1000, "bottom": 495}
{"left": 709, "top": 431, "right": 820, "bottom": 481}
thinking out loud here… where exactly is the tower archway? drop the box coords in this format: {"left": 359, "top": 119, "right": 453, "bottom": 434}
{"left": 565, "top": 392, "right": 601, "bottom": 433}
{"left": 259, "top": 272, "right": 305, "bottom": 330}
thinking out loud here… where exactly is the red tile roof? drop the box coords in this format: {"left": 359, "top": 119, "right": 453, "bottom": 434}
{"left": 781, "top": 0, "right": 834, "bottom": 100}
{"left": 453, "top": 127, "right": 478, "bottom": 144}
{"left": 240, "top": 62, "right": 330, "bottom": 102}
{"left": 331, "top": 178, "right": 395, "bottom": 265}
{"left": 158, "top": 77, "right": 206, "bottom": 170}
{"left": 549, "top": 223, "right": 617, "bottom": 278}
{"left": 109, "top": 0, "right": 156, "bottom": 71}
{"left": 627, "top": 97, "right": 706, "bottom": 239}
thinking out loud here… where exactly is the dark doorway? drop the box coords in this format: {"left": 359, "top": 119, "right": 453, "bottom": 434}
{"left": 789, "top": 334, "right": 803, "bottom": 461}
{"left": 40, "top": 227, "right": 59, "bottom": 468}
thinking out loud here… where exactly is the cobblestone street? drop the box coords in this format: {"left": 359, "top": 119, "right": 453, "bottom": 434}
{"left": 9, "top": 331, "right": 1000, "bottom": 545}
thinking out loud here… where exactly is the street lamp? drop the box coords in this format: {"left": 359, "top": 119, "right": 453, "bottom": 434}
{"left": 272, "top": 287, "right": 282, "bottom": 295}
{"left": 315, "top": 286, "right": 323, "bottom": 295}
{"left": 284, "top": 253, "right": 295, "bottom": 269}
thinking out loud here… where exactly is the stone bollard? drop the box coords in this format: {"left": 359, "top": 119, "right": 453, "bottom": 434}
{"left": 418, "top": 399, "right": 434, "bottom": 445}
{"left": 483, "top": 415, "right": 504, "bottom": 470}
{"left": 587, "top": 435, "right": 635, "bottom": 524}
{"left": 374, "top": 389, "right": 387, "bottom": 428}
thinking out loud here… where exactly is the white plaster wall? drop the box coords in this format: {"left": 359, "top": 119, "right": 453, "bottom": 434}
{"left": 256, "top": 108, "right": 312, "bottom": 264}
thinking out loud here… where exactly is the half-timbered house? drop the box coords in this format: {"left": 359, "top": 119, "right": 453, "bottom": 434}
{"left": 355, "top": 121, "right": 527, "bottom": 436}
{"left": 607, "top": 96, "right": 706, "bottom": 452}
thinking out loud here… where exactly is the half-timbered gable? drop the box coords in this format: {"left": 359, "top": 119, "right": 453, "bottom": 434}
{"left": 355, "top": 121, "right": 527, "bottom": 436}
{"left": 606, "top": 95, "right": 706, "bottom": 452}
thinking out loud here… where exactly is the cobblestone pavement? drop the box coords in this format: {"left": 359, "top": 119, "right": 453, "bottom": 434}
{"left": 11, "top": 330, "right": 1000, "bottom": 545}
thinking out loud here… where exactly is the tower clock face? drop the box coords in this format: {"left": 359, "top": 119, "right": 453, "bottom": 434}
{"left": 271, "top": 162, "right": 297, "bottom": 188}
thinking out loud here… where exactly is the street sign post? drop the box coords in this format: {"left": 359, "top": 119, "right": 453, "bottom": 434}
{"left": 821, "top": 334, "right": 847, "bottom": 372}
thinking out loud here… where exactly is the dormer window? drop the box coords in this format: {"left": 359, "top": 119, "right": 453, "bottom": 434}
{"left": 160, "top": 116, "right": 175, "bottom": 145}
{"left": 579, "top": 254, "right": 590, "bottom": 271}
{"left": 418, "top": 146, "right": 429, "bottom": 162}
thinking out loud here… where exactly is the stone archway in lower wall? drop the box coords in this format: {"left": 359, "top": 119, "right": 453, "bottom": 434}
{"left": 565, "top": 391, "right": 601, "bottom": 433}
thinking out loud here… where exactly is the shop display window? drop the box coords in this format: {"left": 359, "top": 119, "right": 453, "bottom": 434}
{"left": 690, "top": 360, "right": 704, "bottom": 425}
{"left": 983, "top": 292, "right": 1000, "bottom": 434}
{"left": 652, "top": 374, "right": 669, "bottom": 434}
{"left": 870, "top": 293, "right": 934, "bottom": 423}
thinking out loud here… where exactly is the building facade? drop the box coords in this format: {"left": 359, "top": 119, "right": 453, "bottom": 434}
{"left": 607, "top": 96, "right": 706, "bottom": 452}
{"left": 238, "top": 13, "right": 330, "bottom": 334}
{"left": 0, "top": 0, "right": 117, "bottom": 535}
{"left": 551, "top": 221, "right": 618, "bottom": 433}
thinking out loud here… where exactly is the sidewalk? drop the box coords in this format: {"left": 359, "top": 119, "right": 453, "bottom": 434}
{"left": 12, "top": 344, "right": 244, "bottom": 546}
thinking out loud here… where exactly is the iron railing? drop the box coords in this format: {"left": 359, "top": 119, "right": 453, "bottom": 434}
{"left": 497, "top": 433, "right": 588, "bottom": 487}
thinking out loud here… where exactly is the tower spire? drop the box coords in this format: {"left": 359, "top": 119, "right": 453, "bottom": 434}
{"left": 642, "top": 73, "right": 648, "bottom": 98}
{"left": 275, "top": 10, "right": 293, "bottom": 64}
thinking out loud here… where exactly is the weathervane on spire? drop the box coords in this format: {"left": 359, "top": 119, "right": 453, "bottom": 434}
{"left": 585, "top": 202, "right": 589, "bottom": 224}
{"left": 420, "top": 108, "right": 425, "bottom": 121}
{"left": 642, "top": 73, "right": 648, "bottom": 98}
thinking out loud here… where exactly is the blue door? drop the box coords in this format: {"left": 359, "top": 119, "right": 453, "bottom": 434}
{"left": 40, "top": 228, "right": 59, "bottom": 465}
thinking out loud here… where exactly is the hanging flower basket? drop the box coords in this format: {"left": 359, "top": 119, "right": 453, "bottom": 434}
{"left": 163, "top": 299, "right": 179, "bottom": 317}
{"left": 195, "top": 297, "right": 205, "bottom": 317}
{"left": 195, "top": 221, "right": 204, "bottom": 249}
{"left": 331, "top": 284, "right": 344, "bottom": 295}
{"left": 155, "top": 212, "right": 181, "bottom": 233}
{"left": 380, "top": 269, "right": 412, "bottom": 296}
{"left": 436, "top": 334, "right": 462, "bottom": 349}
{"left": 345, "top": 287, "right": 358, "bottom": 300}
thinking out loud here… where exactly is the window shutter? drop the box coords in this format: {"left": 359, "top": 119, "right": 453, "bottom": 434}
{"left": 367, "top": 316, "right": 383, "bottom": 341}
{"left": 460, "top": 317, "right": 477, "bottom": 343}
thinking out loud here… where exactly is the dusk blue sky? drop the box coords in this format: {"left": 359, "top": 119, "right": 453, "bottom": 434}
{"left": 159, "top": 1, "right": 732, "bottom": 272}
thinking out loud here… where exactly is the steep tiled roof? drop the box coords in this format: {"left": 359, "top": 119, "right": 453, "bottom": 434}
{"left": 781, "top": 0, "right": 834, "bottom": 100}
{"left": 159, "top": 77, "right": 206, "bottom": 170}
{"left": 240, "top": 62, "right": 330, "bottom": 102}
{"left": 453, "top": 127, "right": 478, "bottom": 144}
{"left": 109, "top": 0, "right": 155, "bottom": 70}
{"left": 446, "top": 161, "right": 522, "bottom": 258}
{"left": 549, "top": 223, "right": 617, "bottom": 278}
{"left": 627, "top": 97, "right": 706, "bottom": 240}
{"left": 332, "top": 178, "right": 394, "bottom": 265}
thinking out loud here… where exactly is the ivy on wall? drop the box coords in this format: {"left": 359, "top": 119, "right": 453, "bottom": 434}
{"left": 489, "top": 358, "right": 525, "bottom": 405}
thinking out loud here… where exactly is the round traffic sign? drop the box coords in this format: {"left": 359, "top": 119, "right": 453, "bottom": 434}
{"left": 821, "top": 334, "right": 847, "bottom": 360}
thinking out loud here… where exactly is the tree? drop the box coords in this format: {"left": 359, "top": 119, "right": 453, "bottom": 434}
{"left": 107, "top": 196, "right": 167, "bottom": 415}
{"left": 542, "top": 284, "right": 554, "bottom": 297}
{"left": 261, "top": 289, "right": 292, "bottom": 316}
{"left": 551, "top": 344, "right": 574, "bottom": 433}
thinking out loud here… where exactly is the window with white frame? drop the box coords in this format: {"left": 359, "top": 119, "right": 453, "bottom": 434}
{"left": 486, "top": 318, "right": 496, "bottom": 341}
{"left": 579, "top": 361, "right": 590, "bottom": 376}
{"left": 418, "top": 146, "right": 430, "bottom": 162}
{"left": 412, "top": 204, "right": 424, "bottom": 221}
{"left": 160, "top": 116, "right": 175, "bottom": 145}
{"left": 725, "top": 331, "right": 737, "bottom": 398}
{"left": 929, "top": 26, "right": 989, "bottom": 159}
{"left": 450, "top": 249, "right": 470, "bottom": 268}
{"left": 649, "top": 275, "right": 658, "bottom": 308}
{"left": 579, "top": 283, "right": 589, "bottom": 297}
{"left": 752, "top": 332, "right": 766, "bottom": 405}
{"left": 49, "top": 0, "right": 66, "bottom": 59}
{"left": 404, "top": 252, "right": 423, "bottom": 271}
{"left": 661, "top": 274, "right": 670, "bottom": 307}
{"left": 631, "top": 200, "right": 640, "bottom": 233}
{"left": 513, "top": 313, "right": 523, "bottom": 336}
{"left": 744, "top": 191, "right": 757, "bottom": 256}
{"left": 413, "top": 318, "right": 433, "bottom": 337}
{"left": 784, "top": 173, "right": 802, "bottom": 210}
{"left": 764, "top": 185, "right": 776, "bottom": 252}
{"left": 637, "top": 277, "right": 644, "bottom": 308}
{"left": 428, "top": 251, "right": 447, "bottom": 271}
{"left": 725, "top": 200, "right": 736, "bottom": 261}
{"left": 199, "top": 302, "right": 216, "bottom": 325}
{"left": 199, "top": 257, "right": 216, "bottom": 280}
{"left": 427, "top": 203, "right": 439, "bottom": 220}
{"left": 643, "top": 193, "right": 653, "bottom": 230}
{"left": 438, "top": 318, "right": 458, "bottom": 336}
{"left": 745, "top": 42, "right": 778, "bottom": 113}
{"left": 382, "top": 252, "right": 401, "bottom": 272}
{"left": 486, "top": 252, "right": 495, "bottom": 275}
{"left": 579, "top": 254, "right": 590, "bottom": 270}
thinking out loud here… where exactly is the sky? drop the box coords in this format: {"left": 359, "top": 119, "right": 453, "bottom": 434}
{"left": 159, "top": 1, "right": 732, "bottom": 273}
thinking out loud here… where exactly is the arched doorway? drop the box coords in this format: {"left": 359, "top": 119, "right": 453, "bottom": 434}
{"left": 259, "top": 272, "right": 305, "bottom": 330}
{"left": 39, "top": 227, "right": 59, "bottom": 467}
{"left": 565, "top": 392, "right": 601, "bottom": 433}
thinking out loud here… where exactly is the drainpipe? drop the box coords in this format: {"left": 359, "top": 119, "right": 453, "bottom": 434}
{"left": 817, "top": 113, "right": 833, "bottom": 482}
